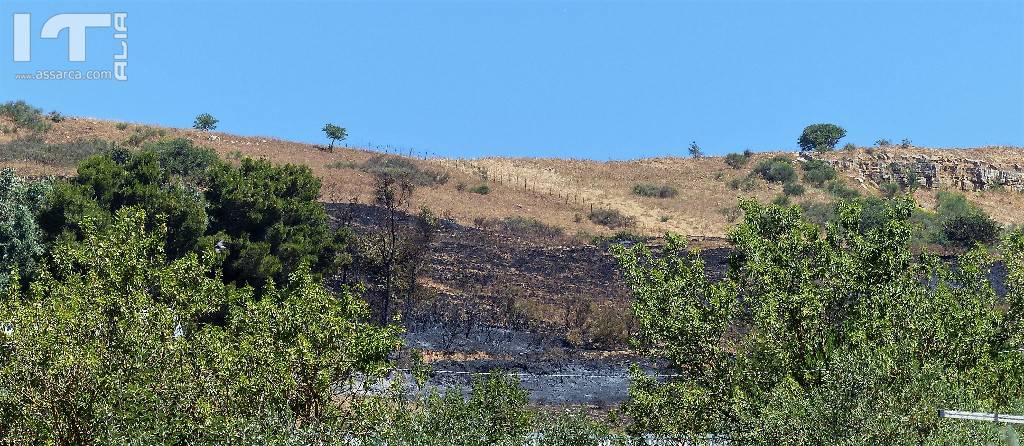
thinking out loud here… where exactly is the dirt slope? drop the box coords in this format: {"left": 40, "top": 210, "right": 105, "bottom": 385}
{"left": 2, "top": 116, "right": 1022, "bottom": 238}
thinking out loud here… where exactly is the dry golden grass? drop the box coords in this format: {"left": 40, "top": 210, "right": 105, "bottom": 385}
{"left": 2, "top": 116, "right": 1022, "bottom": 237}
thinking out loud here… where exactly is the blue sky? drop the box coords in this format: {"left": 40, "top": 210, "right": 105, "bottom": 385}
{"left": 2, "top": 1, "right": 1022, "bottom": 159}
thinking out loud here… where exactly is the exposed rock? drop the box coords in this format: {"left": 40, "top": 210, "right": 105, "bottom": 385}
{"left": 815, "top": 151, "right": 1024, "bottom": 192}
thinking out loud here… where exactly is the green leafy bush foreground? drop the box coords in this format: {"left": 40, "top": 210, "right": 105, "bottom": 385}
{"left": 613, "top": 198, "right": 1024, "bottom": 444}
{"left": 0, "top": 209, "right": 402, "bottom": 444}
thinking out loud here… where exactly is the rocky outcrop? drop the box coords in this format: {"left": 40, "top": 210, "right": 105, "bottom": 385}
{"left": 813, "top": 150, "right": 1024, "bottom": 192}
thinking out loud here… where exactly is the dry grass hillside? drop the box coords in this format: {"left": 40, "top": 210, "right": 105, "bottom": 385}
{"left": 2, "top": 115, "right": 1022, "bottom": 238}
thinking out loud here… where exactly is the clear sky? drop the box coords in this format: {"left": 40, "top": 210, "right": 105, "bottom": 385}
{"left": 2, "top": 1, "right": 1022, "bottom": 159}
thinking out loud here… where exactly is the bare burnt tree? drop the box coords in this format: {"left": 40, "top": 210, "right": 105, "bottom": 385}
{"left": 355, "top": 171, "right": 437, "bottom": 326}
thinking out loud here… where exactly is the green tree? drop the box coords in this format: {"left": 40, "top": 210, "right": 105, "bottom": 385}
{"left": 614, "top": 198, "right": 1023, "bottom": 444}
{"left": 0, "top": 208, "right": 401, "bottom": 444}
{"left": 323, "top": 123, "right": 347, "bottom": 151}
{"left": 688, "top": 141, "right": 703, "bottom": 158}
{"left": 798, "top": 123, "right": 846, "bottom": 152}
{"left": 192, "top": 113, "right": 218, "bottom": 131}
{"left": 205, "top": 158, "right": 352, "bottom": 290}
{"left": 0, "top": 169, "right": 50, "bottom": 288}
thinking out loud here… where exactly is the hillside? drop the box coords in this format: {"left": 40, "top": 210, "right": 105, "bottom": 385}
{"left": 4, "top": 116, "right": 1022, "bottom": 239}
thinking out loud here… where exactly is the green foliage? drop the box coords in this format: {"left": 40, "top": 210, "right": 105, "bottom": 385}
{"left": 614, "top": 198, "right": 1024, "bottom": 444}
{"left": 0, "top": 208, "right": 402, "bottom": 443}
{"left": 782, "top": 182, "right": 805, "bottom": 196}
{"left": 469, "top": 184, "right": 491, "bottom": 195}
{"left": 144, "top": 137, "right": 220, "bottom": 180}
{"left": 632, "top": 183, "right": 678, "bottom": 198}
{"left": 116, "top": 121, "right": 130, "bottom": 131}
{"left": 728, "top": 176, "right": 758, "bottom": 192}
{"left": 326, "top": 160, "right": 358, "bottom": 169}
{"left": 798, "top": 123, "right": 846, "bottom": 152}
{"left": 875, "top": 138, "right": 891, "bottom": 147}
{"left": 193, "top": 113, "right": 218, "bottom": 131}
{"left": 205, "top": 158, "right": 352, "bottom": 289}
{"left": 354, "top": 372, "right": 535, "bottom": 445}
{"left": 362, "top": 156, "right": 448, "bottom": 187}
{"left": 0, "top": 136, "right": 113, "bottom": 166}
{"left": 724, "top": 150, "right": 753, "bottom": 169}
{"left": 0, "top": 100, "right": 51, "bottom": 133}
{"left": 881, "top": 181, "right": 900, "bottom": 198}
{"left": 826, "top": 179, "right": 861, "bottom": 200}
{"left": 800, "top": 159, "right": 837, "bottom": 187}
{"left": 47, "top": 110, "right": 65, "bottom": 123}
{"left": 323, "top": 123, "right": 347, "bottom": 149}
{"left": 125, "top": 126, "right": 163, "bottom": 147}
{"left": 588, "top": 208, "right": 635, "bottom": 229}
{"left": 912, "top": 191, "right": 1002, "bottom": 248}
{"left": 753, "top": 156, "right": 796, "bottom": 183}
{"left": 840, "top": 142, "right": 856, "bottom": 151}
{"left": 0, "top": 169, "right": 50, "bottom": 288}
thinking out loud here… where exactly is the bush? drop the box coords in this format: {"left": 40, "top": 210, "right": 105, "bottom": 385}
{"left": 827, "top": 179, "right": 861, "bottom": 200}
{"left": 47, "top": 111, "right": 65, "bottom": 123}
{"left": 801, "top": 159, "right": 837, "bottom": 187}
{"left": 931, "top": 191, "right": 1001, "bottom": 247}
{"left": 783, "top": 182, "right": 805, "bottom": 196}
{"left": 362, "top": 156, "right": 448, "bottom": 187}
{"left": 478, "top": 216, "right": 564, "bottom": 239}
{"left": 469, "top": 184, "right": 490, "bottom": 195}
{"left": 116, "top": 121, "right": 130, "bottom": 131}
{"left": 798, "top": 123, "right": 846, "bottom": 152}
{"left": 841, "top": 142, "right": 856, "bottom": 151}
{"left": 0, "top": 100, "right": 51, "bottom": 133}
{"left": 881, "top": 182, "right": 900, "bottom": 198}
{"left": 728, "top": 176, "right": 758, "bottom": 192}
{"left": 0, "top": 137, "right": 114, "bottom": 167}
{"left": 588, "top": 208, "right": 635, "bottom": 229}
{"left": 1, "top": 209, "right": 401, "bottom": 442}
{"left": 632, "top": 183, "right": 678, "bottom": 198}
{"left": 125, "top": 126, "right": 162, "bottom": 146}
{"left": 753, "top": 156, "right": 796, "bottom": 183}
{"left": 192, "top": 113, "right": 218, "bottom": 131}
{"left": 875, "top": 139, "right": 891, "bottom": 147}
{"left": 724, "top": 150, "right": 752, "bottom": 169}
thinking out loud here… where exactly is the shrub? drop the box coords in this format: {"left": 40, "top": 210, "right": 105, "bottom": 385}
{"left": 881, "top": 182, "right": 900, "bottom": 198}
{"left": 632, "top": 183, "right": 678, "bottom": 198}
{"left": 771, "top": 194, "right": 791, "bottom": 206}
{"left": 0, "top": 100, "right": 51, "bottom": 133}
{"left": 47, "top": 111, "right": 65, "bottom": 123}
{"left": 489, "top": 216, "right": 565, "bottom": 240}
{"left": 728, "top": 176, "right": 758, "bottom": 192}
{"left": 827, "top": 179, "right": 861, "bottom": 200}
{"left": 125, "top": 126, "right": 161, "bottom": 146}
{"left": 875, "top": 138, "right": 891, "bottom": 147}
{"left": 720, "top": 205, "right": 743, "bottom": 222}
{"left": 326, "top": 160, "right": 357, "bottom": 169}
{"left": 924, "top": 191, "right": 1002, "bottom": 247}
{"left": 841, "top": 142, "right": 856, "bottom": 151}
{"left": 1, "top": 209, "right": 401, "bottom": 442}
{"left": 192, "top": 113, "right": 218, "bottom": 131}
{"left": 801, "top": 159, "right": 837, "bottom": 187}
{"left": 588, "top": 208, "right": 635, "bottom": 229}
{"left": 783, "top": 182, "right": 805, "bottom": 196}
{"left": 753, "top": 156, "right": 796, "bottom": 183}
{"left": 362, "top": 156, "right": 448, "bottom": 187}
{"left": 116, "top": 121, "right": 130, "bottom": 131}
{"left": 724, "top": 150, "right": 752, "bottom": 169}
{"left": 469, "top": 184, "right": 490, "bottom": 195}
{"left": 798, "top": 123, "right": 846, "bottom": 152}
{"left": 0, "top": 137, "right": 113, "bottom": 167}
